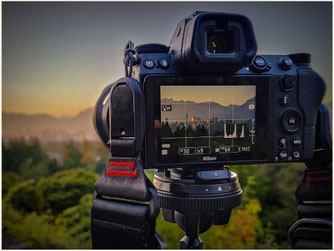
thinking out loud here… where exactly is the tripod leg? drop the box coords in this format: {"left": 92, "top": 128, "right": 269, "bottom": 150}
{"left": 175, "top": 212, "right": 204, "bottom": 249}
{"left": 180, "top": 235, "right": 203, "bottom": 249}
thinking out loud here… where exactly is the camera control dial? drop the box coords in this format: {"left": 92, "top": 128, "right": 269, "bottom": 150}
{"left": 278, "top": 57, "right": 293, "bottom": 70}
{"left": 249, "top": 56, "right": 272, "bottom": 73}
{"left": 280, "top": 75, "right": 296, "bottom": 91}
{"left": 281, "top": 109, "right": 302, "bottom": 132}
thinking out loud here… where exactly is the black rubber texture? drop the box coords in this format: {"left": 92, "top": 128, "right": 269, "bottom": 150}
{"left": 91, "top": 198, "right": 156, "bottom": 249}
{"left": 289, "top": 53, "right": 311, "bottom": 64}
{"left": 94, "top": 157, "right": 149, "bottom": 201}
{"left": 157, "top": 190, "right": 242, "bottom": 211}
{"left": 135, "top": 43, "right": 169, "bottom": 54}
{"left": 110, "top": 139, "right": 135, "bottom": 157}
{"left": 297, "top": 68, "right": 326, "bottom": 126}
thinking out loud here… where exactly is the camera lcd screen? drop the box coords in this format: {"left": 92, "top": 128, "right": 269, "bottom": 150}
{"left": 157, "top": 85, "right": 257, "bottom": 164}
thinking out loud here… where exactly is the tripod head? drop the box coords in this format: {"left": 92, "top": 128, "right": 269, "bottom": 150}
{"left": 153, "top": 168, "right": 242, "bottom": 248}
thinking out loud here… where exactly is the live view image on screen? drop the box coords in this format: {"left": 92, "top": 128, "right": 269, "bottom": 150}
{"left": 159, "top": 85, "right": 256, "bottom": 164}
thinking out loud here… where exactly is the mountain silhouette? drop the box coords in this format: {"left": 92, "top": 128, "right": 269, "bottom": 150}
{"left": 2, "top": 108, "right": 98, "bottom": 144}
{"left": 2, "top": 99, "right": 331, "bottom": 144}
{"left": 161, "top": 97, "right": 256, "bottom": 120}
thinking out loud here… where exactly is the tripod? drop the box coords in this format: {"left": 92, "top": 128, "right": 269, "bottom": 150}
{"left": 153, "top": 104, "right": 332, "bottom": 249}
{"left": 153, "top": 168, "right": 242, "bottom": 249}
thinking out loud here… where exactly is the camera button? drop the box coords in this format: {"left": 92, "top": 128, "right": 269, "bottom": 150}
{"left": 292, "top": 150, "right": 301, "bottom": 159}
{"left": 159, "top": 59, "right": 169, "bottom": 69}
{"left": 281, "top": 109, "right": 302, "bottom": 132}
{"left": 143, "top": 60, "right": 155, "bottom": 69}
{"left": 280, "top": 75, "right": 295, "bottom": 91}
{"left": 278, "top": 57, "right": 293, "bottom": 70}
{"left": 288, "top": 116, "right": 296, "bottom": 125}
{"left": 279, "top": 150, "right": 288, "bottom": 160}
{"left": 254, "top": 56, "right": 266, "bottom": 67}
{"left": 280, "top": 95, "right": 289, "bottom": 106}
{"left": 249, "top": 56, "right": 271, "bottom": 73}
{"left": 279, "top": 137, "right": 288, "bottom": 147}
{"left": 293, "top": 136, "right": 302, "bottom": 146}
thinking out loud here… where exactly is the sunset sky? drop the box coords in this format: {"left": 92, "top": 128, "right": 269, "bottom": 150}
{"left": 2, "top": 2, "right": 332, "bottom": 117}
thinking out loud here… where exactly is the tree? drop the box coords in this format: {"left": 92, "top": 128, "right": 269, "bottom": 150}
{"left": 20, "top": 157, "right": 49, "bottom": 181}
{"left": 82, "top": 139, "right": 97, "bottom": 169}
{"left": 186, "top": 125, "right": 196, "bottom": 137}
{"left": 37, "top": 168, "right": 98, "bottom": 214}
{"left": 174, "top": 125, "right": 185, "bottom": 137}
{"left": 5, "top": 180, "right": 45, "bottom": 213}
{"left": 161, "top": 122, "right": 173, "bottom": 137}
{"left": 196, "top": 125, "right": 208, "bottom": 136}
{"left": 62, "top": 142, "right": 86, "bottom": 170}
{"left": 55, "top": 194, "right": 93, "bottom": 248}
{"left": 2, "top": 172, "right": 24, "bottom": 196}
{"left": 3, "top": 138, "right": 49, "bottom": 174}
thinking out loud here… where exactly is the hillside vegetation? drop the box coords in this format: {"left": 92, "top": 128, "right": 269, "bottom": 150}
{"left": 2, "top": 139, "right": 304, "bottom": 248}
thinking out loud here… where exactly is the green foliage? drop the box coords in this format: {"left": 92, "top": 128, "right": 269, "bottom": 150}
{"left": 55, "top": 194, "right": 93, "bottom": 248}
{"left": 3, "top": 138, "right": 48, "bottom": 173}
{"left": 156, "top": 210, "right": 184, "bottom": 249}
{"left": 94, "top": 155, "right": 109, "bottom": 174}
{"left": 48, "top": 158, "right": 61, "bottom": 174}
{"left": 62, "top": 142, "right": 87, "bottom": 169}
{"left": 2, "top": 172, "right": 24, "bottom": 195}
{"left": 2, "top": 138, "right": 306, "bottom": 248}
{"left": 4, "top": 212, "right": 70, "bottom": 248}
{"left": 20, "top": 157, "right": 50, "bottom": 180}
{"left": 5, "top": 180, "right": 45, "bottom": 213}
{"left": 37, "top": 169, "right": 98, "bottom": 214}
{"left": 201, "top": 199, "right": 263, "bottom": 249}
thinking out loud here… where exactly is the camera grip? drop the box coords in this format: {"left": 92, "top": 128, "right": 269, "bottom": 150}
{"left": 297, "top": 68, "right": 326, "bottom": 126}
{"left": 298, "top": 68, "right": 326, "bottom": 160}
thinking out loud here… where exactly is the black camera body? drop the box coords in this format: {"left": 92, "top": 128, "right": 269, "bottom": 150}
{"left": 94, "top": 11, "right": 326, "bottom": 170}
{"left": 92, "top": 11, "right": 331, "bottom": 249}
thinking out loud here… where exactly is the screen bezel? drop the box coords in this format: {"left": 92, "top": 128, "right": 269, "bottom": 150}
{"left": 144, "top": 75, "right": 270, "bottom": 169}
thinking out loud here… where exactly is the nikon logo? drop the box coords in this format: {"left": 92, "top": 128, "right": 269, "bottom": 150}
{"left": 203, "top": 156, "right": 217, "bottom": 161}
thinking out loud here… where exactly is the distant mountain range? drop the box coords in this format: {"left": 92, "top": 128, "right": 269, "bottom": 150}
{"left": 161, "top": 97, "right": 256, "bottom": 121}
{"left": 2, "top": 100, "right": 332, "bottom": 144}
{"left": 2, "top": 108, "right": 98, "bottom": 144}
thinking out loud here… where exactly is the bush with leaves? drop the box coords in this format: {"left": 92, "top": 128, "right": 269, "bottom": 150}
{"left": 2, "top": 172, "right": 24, "bottom": 195}
{"left": 55, "top": 194, "right": 93, "bottom": 248}
{"left": 37, "top": 168, "right": 98, "bottom": 214}
{"left": 4, "top": 180, "right": 45, "bottom": 213}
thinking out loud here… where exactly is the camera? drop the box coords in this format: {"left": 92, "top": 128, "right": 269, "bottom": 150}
{"left": 94, "top": 11, "right": 325, "bottom": 170}
{"left": 92, "top": 11, "right": 330, "bottom": 249}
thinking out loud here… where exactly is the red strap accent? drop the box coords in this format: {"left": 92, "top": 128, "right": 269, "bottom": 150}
{"left": 305, "top": 169, "right": 332, "bottom": 182}
{"left": 307, "top": 170, "right": 329, "bottom": 175}
{"left": 306, "top": 176, "right": 332, "bottom": 182}
{"left": 109, "top": 161, "right": 135, "bottom": 168}
{"left": 107, "top": 168, "right": 137, "bottom": 178}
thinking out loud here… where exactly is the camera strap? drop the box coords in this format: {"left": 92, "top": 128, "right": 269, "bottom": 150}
{"left": 91, "top": 157, "right": 165, "bottom": 249}
{"left": 289, "top": 104, "right": 332, "bottom": 249}
{"left": 91, "top": 57, "right": 166, "bottom": 249}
